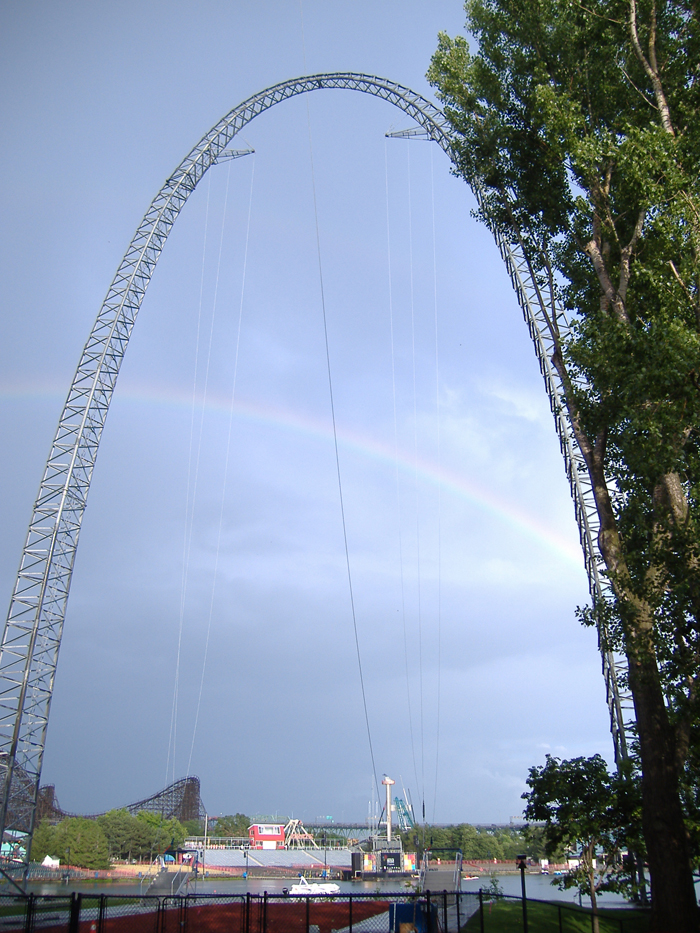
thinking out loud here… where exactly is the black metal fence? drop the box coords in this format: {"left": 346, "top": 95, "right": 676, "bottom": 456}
{"left": 0, "top": 889, "right": 649, "bottom": 933}
{"left": 0, "top": 890, "right": 481, "bottom": 933}
{"left": 476, "top": 891, "right": 649, "bottom": 933}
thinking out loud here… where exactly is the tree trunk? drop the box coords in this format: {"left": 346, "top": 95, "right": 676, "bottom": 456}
{"left": 627, "top": 652, "right": 699, "bottom": 931}
{"left": 573, "top": 439, "right": 699, "bottom": 930}
{"left": 588, "top": 855, "right": 600, "bottom": 933}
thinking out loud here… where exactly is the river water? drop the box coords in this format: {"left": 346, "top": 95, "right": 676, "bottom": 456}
{"left": 24, "top": 871, "right": 640, "bottom": 907}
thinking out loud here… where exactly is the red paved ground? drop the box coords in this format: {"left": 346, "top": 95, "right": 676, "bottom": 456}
{"left": 76, "top": 900, "right": 392, "bottom": 933}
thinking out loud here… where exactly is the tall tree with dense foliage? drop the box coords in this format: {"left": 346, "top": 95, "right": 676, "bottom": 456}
{"left": 135, "top": 812, "right": 186, "bottom": 858}
{"left": 97, "top": 809, "right": 138, "bottom": 861}
{"left": 30, "top": 820, "right": 58, "bottom": 864}
{"left": 523, "top": 755, "right": 643, "bottom": 933}
{"left": 54, "top": 817, "right": 110, "bottom": 870}
{"left": 429, "top": 2, "right": 699, "bottom": 929}
{"left": 211, "top": 813, "right": 250, "bottom": 838}
{"left": 398, "top": 823, "right": 529, "bottom": 859}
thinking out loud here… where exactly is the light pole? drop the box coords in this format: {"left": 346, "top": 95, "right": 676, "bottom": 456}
{"left": 516, "top": 854, "right": 528, "bottom": 933}
{"left": 382, "top": 777, "right": 395, "bottom": 842}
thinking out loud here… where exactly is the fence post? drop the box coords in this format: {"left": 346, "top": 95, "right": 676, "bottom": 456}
{"left": 263, "top": 891, "right": 268, "bottom": 933}
{"left": 456, "top": 891, "right": 461, "bottom": 932}
{"left": 558, "top": 904, "right": 562, "bottom": 933}
{"left": 520, "top": 872, "right": 528, "bottom": 933}
{"left": 98, "top": 894, "right": 106, "bottom": 933}
{"left": 426, "top": 891, "right": 432, "bottom": 933}
{"left": 68, "top": 892, "right": 82, "bottom": 933}
{"left": 24, "top": 893, "right": 34, "bottom": 933}
{"left": 305, "top": 893, "right": 310, "bottom": 933}
{"left": 179, "top": 894, "right": 186, "bottom": 933}
{"left": 443, "top": 891, "right": 448, "bottom": 933}
{"left": 348, "top": 893, "right": 352, "bottom": 933}
{"left": 245, "top": 892, "right": 250, "bottom": 933}
{"left": 479, "top": 890, "right": 484, "bottom": 933}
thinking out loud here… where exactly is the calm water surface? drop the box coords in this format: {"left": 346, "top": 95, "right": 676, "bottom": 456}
{"left": 25, "top": 871, "right": 640, "bottom": 907}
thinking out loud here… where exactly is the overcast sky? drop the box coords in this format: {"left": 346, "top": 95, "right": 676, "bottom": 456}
{"left": 0, "top": 1, "right": 613, "bottom": 827}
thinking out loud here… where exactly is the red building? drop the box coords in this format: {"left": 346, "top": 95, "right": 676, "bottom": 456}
{"left": 248, "top": 823, "right": 285, "bottom": 849}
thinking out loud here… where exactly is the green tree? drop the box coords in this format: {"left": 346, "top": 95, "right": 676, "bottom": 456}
{"left": 181, "top": 819, "right": 204, "bottom": 836}
{"left": 135, "top": 812, "right": 186, "bottom": 858}
{"left": 29, "top": 820, "right": 58, "bottom": 863}
{"left": 130, "top": 816, "right": 158, "bottom": 862}
{"left": 211, "top": 813, "right": 250, "bottom": 837}
{"left": 494, "top": 826, "right": 530, "bottom": 861}
{"left": 454, "top": 823, "right": 481, "bottom": 858}
{"left": 471, "top": 829, "right": 505, "bottom": 861}
{"left": 523, "top": 824, "right": 564, "bottom": 863}
{"left": 429, "top": 3, "right": 700, "bottom": 929}
{"left": 484, "top": 874, "right": 504, "bottom": 899}
{"left": 523, "top": 755, "right": 643, "bottom": 933}
{"left": 97, "top": 809, "right": 138, "bottom": 861}
{"left": 399, "top": 823, "right": 531, "bottom": 861}
{"left": 53, "top": 818, "right": 110, "bottom": 871}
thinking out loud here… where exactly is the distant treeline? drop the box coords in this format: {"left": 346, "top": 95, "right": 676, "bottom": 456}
{"left": 31, "top": 812, "right": 544, "bottom": 871}
{"left": 398, "top": 824, "right": 547, "bottom": 860}
{"left": 208, "top": 813, "right": 250, "bottom": 837}
{"left": 32, "top": 810, "right": 195, "bottom": 870}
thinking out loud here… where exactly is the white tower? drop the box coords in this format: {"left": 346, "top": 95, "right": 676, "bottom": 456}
{"left": 382, "top": 775, "right": 396, "bottom": 842}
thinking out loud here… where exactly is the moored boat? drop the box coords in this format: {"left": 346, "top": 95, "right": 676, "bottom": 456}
{"left": 288, "top": 876, "right": 341, "bottom": 896}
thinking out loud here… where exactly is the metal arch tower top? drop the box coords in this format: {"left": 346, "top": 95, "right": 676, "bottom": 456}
{"left": 0, "top": 72, "right": 630, "bottom": 878}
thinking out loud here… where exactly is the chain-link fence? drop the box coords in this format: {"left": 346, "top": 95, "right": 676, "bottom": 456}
{"left": 0, "top": 890, "right": 481, "bottom": 933}
{"left": 0, "top": 890, "right": 650, "bottom": 933}
{"left": 476, "top": 892, "right": 650, "bottom": 933}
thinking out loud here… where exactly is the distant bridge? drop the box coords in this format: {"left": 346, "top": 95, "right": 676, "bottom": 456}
{"left": 303, "top": 822, "right": 377, "bottom": 843}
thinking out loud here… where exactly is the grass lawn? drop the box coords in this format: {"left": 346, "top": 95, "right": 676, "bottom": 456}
{"left": 464, "top": 898, "right": 650, "bottom": 933}
{"left": 0, "top": 896, "right": 137, "bottom": 918}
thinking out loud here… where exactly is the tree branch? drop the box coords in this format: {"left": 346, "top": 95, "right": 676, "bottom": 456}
{"left": 669, "top": 260, "right": 700, "bottom": 330}
{"left": 585, "top": 236, "right": 630, "bottom": 323}
{"left": 629, "top": 0, "right": 675, "bottom": 135}
{"left": 618, "top": 209, "right": 646, "bottom": 305}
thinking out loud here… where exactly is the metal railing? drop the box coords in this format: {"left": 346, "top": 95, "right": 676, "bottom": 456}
{"left": 0, "top": 888, "right": 652, "bottom": 933}
{"left": 477, "top": 891, "right": 650, "bottom": 933}
{"left": 0, "top": 889, "right": 480, "bottom": 933}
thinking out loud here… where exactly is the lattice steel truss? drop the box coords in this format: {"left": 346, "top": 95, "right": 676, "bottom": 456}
{"left": 0, "top": 73, "right": 631, "bottom": 882}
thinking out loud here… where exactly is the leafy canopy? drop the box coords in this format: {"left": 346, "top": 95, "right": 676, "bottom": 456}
{"left": 523, "top": 756, "right": 644, "bottom": 906}
{"left": 211, "top": 813, "right": 250, "bottom": 837}
{"left": 429, "top": 0, "right": 700, "bottom": 864}
{"left": 429, "top": 4, "right": 700, "bottom": 924}
{"left": 31, "top": 817, "right": 111, "bottom": 871}
{"left": 428, "top": 0, "right": 700, "bottom": 626}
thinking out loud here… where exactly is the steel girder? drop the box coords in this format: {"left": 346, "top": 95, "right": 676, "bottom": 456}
{"left": 0, "top": 72, "right": 631, "bottom": 879}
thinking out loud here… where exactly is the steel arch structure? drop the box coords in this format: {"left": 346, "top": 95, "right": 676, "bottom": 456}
{"left": 0, "top": 72, "right": 631, "bottom": 878}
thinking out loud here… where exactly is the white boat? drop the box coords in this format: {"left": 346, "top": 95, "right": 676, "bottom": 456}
{"left": 288, "top": 876, "right": 341, "bottom": 896}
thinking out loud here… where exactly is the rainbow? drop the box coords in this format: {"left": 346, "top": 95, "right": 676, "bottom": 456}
{"left": 2, "top": 378, "right": 584, "bottom": 569}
